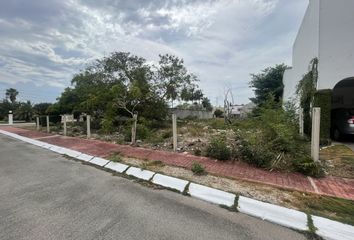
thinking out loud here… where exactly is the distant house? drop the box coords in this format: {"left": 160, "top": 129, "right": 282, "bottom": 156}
{"left": 283, "top": 0, "right": 354, "bottom": 109}
{"left": 230, "top": 103, "right": 255, "bottom": 118}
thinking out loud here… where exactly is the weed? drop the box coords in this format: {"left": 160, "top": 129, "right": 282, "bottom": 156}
{"left": 109, "top": 153, "right": 122, "bottom": 162}
{"left": 206, "top": 136, "right": 231, "bottom": 161}
{"left": 191, "top": 161, "right": 207, "bottom": 175}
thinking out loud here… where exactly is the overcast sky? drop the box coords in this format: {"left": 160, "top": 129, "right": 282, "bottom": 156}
{"left": 0, "top": 0, "right": 308, "bottom": 105}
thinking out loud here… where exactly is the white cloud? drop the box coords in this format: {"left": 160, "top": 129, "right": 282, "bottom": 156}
{"left": 0, "top": 0, "right": 308, "bottom": 103}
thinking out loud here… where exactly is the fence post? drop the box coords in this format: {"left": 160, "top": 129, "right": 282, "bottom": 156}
{"left": 131, "top": 114, "right": 137, "bottom": 145}
{"left": 46, "top": 115, "right": 50, "bottom": 133}
{"left": 311, "top": 107, "right": 321, "bottom": 162}
{"left": 36, "top": 116, "right": 40, "bottom": 130}
{"left": 63, "top": 115, "right": 67, "bottom": 136}
{"left": 172, "top": 113, "right": 177, "bottom": 151}
{"left": 86, "top": 115, "right": 91, "bottom": 139}
{"left": 8, "top": 111, "right": 13, "bottom": 125}
{"left": 299, "top": 108, "right": 304, "bottom": 136}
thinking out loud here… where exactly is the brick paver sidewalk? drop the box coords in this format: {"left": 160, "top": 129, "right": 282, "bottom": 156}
{"left": 1, "top": 126, "right": 354, "bottom": 200}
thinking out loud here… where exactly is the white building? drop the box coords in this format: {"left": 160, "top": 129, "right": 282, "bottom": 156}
{"left": 283, "top": 0, "right": 354, "bottom": 109}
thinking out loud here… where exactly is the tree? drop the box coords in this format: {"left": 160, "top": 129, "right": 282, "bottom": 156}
{"left": 33, "top": 103, "right": 52, "bottom": 116}
{"left": 5, "top": 88, "right": 19, "bottom": 103}
{"left": 154, "top": 54, "right": 199, "bottom": 105}
{"left": 16, "top": 101, "right": 33, "bottom": 122}
{"left": 249, "top": 64, "right": 288, "bottom": 105}
{"left": 202, "top": 97, "right": 213, "bottom": 111}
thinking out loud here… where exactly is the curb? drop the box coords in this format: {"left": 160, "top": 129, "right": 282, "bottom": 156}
{"left": 1, "top": 129, "right": 353, "bottom": 240}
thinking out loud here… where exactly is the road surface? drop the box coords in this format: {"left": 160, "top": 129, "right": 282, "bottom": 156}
{"left": 0, "top": 134, "right": 307, "bottom": 240}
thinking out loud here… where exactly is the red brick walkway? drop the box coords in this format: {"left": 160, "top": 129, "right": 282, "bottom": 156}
{"left": 1, "top": 126, "right": 354, "bottom": 200}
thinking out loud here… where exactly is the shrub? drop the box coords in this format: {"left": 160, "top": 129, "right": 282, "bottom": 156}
{"left": 214, "top": 109, "right": 223, "bottom": 118}
{"left": 124, "top": 123, "right": 152, "bottom": 141}
{"left": 234, "top": 96, "right": 324, "bottom": 176}
{"left": 191, "top": 161, "right": 206, "bottom": 175}
{"left": 101, "top": 117, "right": 114, "bottom": 134}
{"left": 194, "top": 148, "right": 202, "bottom": 156}
{"left": 206, "top": 136, "right": 231, "bottom": 161}
{"left": 294, "top": 157, "right": 325, "bottom": 178}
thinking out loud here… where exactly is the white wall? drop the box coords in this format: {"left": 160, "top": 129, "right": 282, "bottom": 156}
{"left": 283, "top": 0, "right": 320, "bottom": 102}
{"left": 317, "top": 0, "right": 354, "bottom": 89}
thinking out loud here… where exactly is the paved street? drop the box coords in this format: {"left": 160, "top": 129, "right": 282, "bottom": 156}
{"left": 0, "top": 134, "right": 307, "bottom": 240}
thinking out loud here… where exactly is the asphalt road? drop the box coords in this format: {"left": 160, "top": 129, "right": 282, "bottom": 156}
{"left": 0, "top": 134, "right": 308, "bottom": 240}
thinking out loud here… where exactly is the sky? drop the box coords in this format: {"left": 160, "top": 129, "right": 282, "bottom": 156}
{"left": 0, "top": 0, "right": 308, "bottom": 105}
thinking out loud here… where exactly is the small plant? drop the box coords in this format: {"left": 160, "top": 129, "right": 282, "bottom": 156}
{"left": 141, "top": 160, "right": 165, "bottom": 170}
{"left": 109, "top": 154, "right": 122, "bottom": 162}
{"left": 206, "top": 137, "right": 231, "bottom": 161}
{"left": 194, "top": 148, "right": 202, "bottom": 156}
{"left": 191, "top": 161, "right": 206, "bottom": 175}
{"left": 294, "top": 158, "right": 325, "bottom": 178}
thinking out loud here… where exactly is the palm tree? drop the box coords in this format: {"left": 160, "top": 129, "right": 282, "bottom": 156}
{"left": 5, "top": 88, "right": 19, "bottom": 103}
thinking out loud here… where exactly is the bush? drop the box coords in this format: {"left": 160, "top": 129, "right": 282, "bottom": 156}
{"left": 294, "top": 157, "right": 325, "bottom": 178}
{"left": 214, "top": 109, "right": 223, "bottom": 118}
{"left": 233, "top": 97, "right": 324, "bottom": 176}
{"left": 191, "top": 161, "right": 206, "bottom": 175}
{"left": 101, "top": 117, "right": 114, "bottom": 134}
{"left": 124, "top": 123, "right": 152, "bottom": 141}
{"left": 194, "top": 148, "right": 202, "bottom": 156}
{"left": 206, "top": 136, "right": 231, "bottom": 161}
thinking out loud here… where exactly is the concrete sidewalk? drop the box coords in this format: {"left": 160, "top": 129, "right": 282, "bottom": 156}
{"left": 1, "top": 126, "right": 353, "bottom": 201}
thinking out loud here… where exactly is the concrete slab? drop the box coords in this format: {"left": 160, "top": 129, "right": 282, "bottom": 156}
{"left": 312, "top": 215, "right": 354, "bottom": 240}
{"left": 89, "top": 157, "right": 110, "bottom": 167}
{"left": 238, "top": 196, "right": 308, "bottom": 231}
{"left": 125, "top": 167, "right": 155, "bottom": 181}
{"left": 75, "top": 153, "right": 94, "bottom": 162}
{"left": 188, "top": 183, "right": 235, "bottom": 207}
{"left": 152, "top": 174, "right": 189, "bottom": 192}
{"left": 49, "top": 146, "right": 67, "bottom": 154}
{"left": 104, "top": 161, "right": 129, "bottom": 173}
{"left": 61, "top": 148, "right": 82, "bottom": 158}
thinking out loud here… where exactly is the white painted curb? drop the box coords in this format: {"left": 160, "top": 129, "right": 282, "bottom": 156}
{"left": 104, "top": 161, "right": 129, "bottom": 173}
{"left": 238, "top": 196, "right": 308, "bottom": 231}
{"left": 76, "top": 153, "right": 94, "bottom": 162}
{"left": 89, "top": 157, "right": 110, "bottom": 167}
{"left": 152, "top": 174, "right": 189, "bottom": 192}
{"left": 49, "top": 146, "right": 67, "bottom": 154}
{"left": 188, "top": 183, "right": 235, "bottom": 207}
{"left": 126, "top": 167, "right": 155, "bottom": 181}
{"left": 59, "top": 148, "right": 82, "bottom": 158}
{"left": 312, "top": 215, "right": 354, "bottom": 240}
{"left": 1, "top": 129, "right": 354, "bottom": 239}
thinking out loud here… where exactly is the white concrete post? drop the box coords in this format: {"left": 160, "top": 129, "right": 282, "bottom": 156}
{"left": 172, "top": 113, "right": 178, "bottom": 151}
{"left": 311, "top": 107, "right": 321, "bottom": 162}
{"left": 299, "top": 108, "right": 304, "bottom": 137}
{"left": 8, "top": 111, "right": 13, "bottom": 125}
{"left": 131, "top": 114, "right": 137, "bottom": 145}
{"left": 46, "top": 115, "right": 50, "bottom": 133}
{"left": 86, "top": 115, "right": 91, "bottom": 139}
{"left": 63, "top": 115, "right": 67, "bottom": 136}
{"left": 36, "top": 116, "right": 40, "bottom": 130}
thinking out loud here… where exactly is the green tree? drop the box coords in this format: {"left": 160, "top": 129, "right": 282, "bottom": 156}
{"left": 5, "top": 88, "right": 19, "bottom": 103}
{"left": 16, "top": 101, "right": 33, "bottom": 122}
{"left": 250, "top": 64, "right": 288, "bottom": 105}
{"left": 154, "top": 54, "right": 199, "bottom": 104}
{"left": 202, "top": 97, "right": 213, "bottom": 111}
{"left": 33, "top": 103, "right": 52, "bottom": 116}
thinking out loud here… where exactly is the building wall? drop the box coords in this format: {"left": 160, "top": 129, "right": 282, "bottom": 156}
{"left": 317, "top": 0, "right": 354, "bottom": 89}
{"left": 283, "top": 0, "right": 320, "bottom": 102}
{"left": 170, "top": 109, "right": 213, "bottom": 119}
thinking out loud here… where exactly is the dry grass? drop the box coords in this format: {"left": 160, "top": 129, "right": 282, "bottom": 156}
{"left": 320, "top": 145, "right": 354, "bottom": 178}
